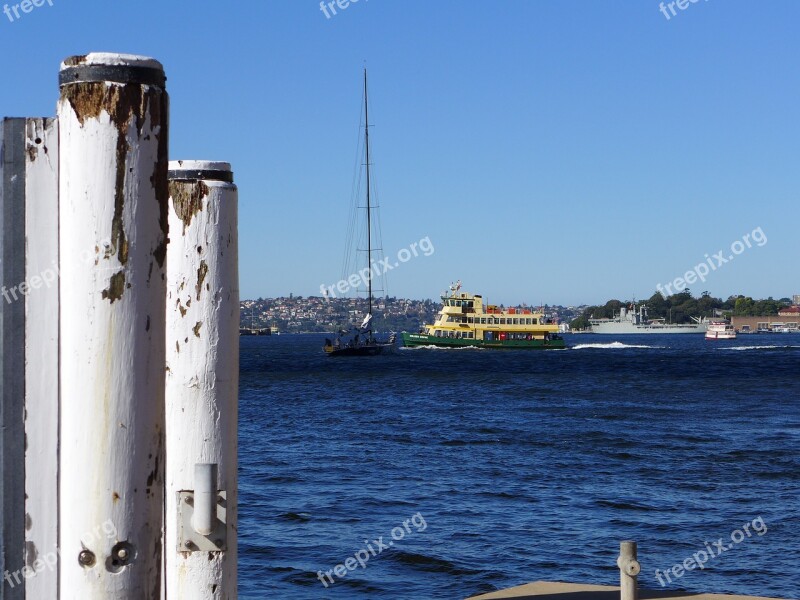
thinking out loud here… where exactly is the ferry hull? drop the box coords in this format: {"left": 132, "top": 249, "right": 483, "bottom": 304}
{"left": 401, "top": 332, "right": 566, "bottom": 350}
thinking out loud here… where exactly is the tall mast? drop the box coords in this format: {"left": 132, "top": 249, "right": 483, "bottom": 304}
{"left": 364, "top": 68, "right": 372, "bottom": 319}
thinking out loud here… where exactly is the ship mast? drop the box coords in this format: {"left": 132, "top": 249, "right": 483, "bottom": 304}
{"left": 364, "top": 68, "right": 373, "bottom": 325}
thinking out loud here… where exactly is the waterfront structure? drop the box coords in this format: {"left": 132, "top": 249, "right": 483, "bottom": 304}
{"left": 732, "top": 313, "right": 799, "bottom": 332}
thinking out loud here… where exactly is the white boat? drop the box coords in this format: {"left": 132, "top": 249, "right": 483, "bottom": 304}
{"left": 705, "top": 321, "right": 736, "bottom": 340}
{"left": 589, "top": 304, "right": 708, "bottom": 334}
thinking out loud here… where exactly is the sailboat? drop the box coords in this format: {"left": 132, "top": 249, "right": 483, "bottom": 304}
{"left": 323, "top": 69, "right": 396, "bottom": 356}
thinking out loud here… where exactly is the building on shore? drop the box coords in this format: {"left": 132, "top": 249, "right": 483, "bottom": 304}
{"left": 732, "top": 305, "right": 800, "bottom": 332}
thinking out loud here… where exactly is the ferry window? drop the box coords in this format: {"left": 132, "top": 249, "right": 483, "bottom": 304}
{"left": 468, "top": 317, "right": 473, "bottom": 323}
{"left": 533, "top": 318, "right": 538, "bottom": 325}
{"left": 500, "top": 318, "right": 506, "bottom": 324}
{"left": 513, "top": 318, "right": 519, "bottom": 325}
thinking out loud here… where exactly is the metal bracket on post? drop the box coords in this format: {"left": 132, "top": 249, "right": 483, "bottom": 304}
{"left": 177, "top": 463, "right": 227, "bottom": 552}
{"left": 617, "top": 540, "right": 640, "bottom": 600}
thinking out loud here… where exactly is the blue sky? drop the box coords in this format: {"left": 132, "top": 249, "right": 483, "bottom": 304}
{"left": 1, "top": 0, "right": 798, "bottom": 305}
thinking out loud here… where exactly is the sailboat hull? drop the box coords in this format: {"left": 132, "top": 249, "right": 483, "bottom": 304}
{"left": 323, "top": 342, "right": 393, "bottom": 356}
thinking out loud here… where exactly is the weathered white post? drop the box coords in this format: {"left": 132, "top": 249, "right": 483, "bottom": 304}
{"left": 617, "top": 540, "right": 640, "bottom": 600}
{"left": 165, "top": 161, "right": 239, "bottom": 598}
{"left": 58, "top": 53, "right": 169, "bottom": 599}
{"left": 0, "top": 117, "right": 59, "bottom": 600}
{"left": 23, "top": 117, "right": 60, "bottom": 599}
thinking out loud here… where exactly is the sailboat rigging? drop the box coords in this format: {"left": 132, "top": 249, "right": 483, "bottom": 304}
{"left": 323, "top": 69, "right": 396, "bottom": 356}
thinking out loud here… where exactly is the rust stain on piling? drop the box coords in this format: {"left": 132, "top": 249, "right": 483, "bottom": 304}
{"left": 26, "top": 144, "right": 38, "bottom": 162}
{"left": 195, "top": 260, "right": 208, "bottom": 301}
{"left": 192, "top": 322, "right": 202, "bottom": 338}
{"left": 60, "top": 81, "right": 169, "bottom": 269}
{"left": 112, "top": 132, "right": 130, "bottom": 265}
{"left": 169, "top": 180, "right": 208, "bottom": 233}
{"left": 60, "top": 81, "right": 162, "bottom": 135}
{"left": 152, "top": 92, "right": 170, "bottom": 268}
{"left": 25, "top": 541, "right": 38, "bottom": 568}
{"left": 62, "top": 55, "right": 88, "bottom": 67}
{"left": 102, "top": 271, "right": 126, "bottom": 303}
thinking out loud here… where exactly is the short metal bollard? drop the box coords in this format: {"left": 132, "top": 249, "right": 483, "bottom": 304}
{"left": 617, "top": 540, "right": 640, "bottom": 600}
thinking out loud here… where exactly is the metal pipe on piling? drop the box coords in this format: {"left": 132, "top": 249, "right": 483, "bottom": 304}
{"left": 617, "top": 540, "right": 640, "bottom": 600}
{"left": 57, "top": 53, "right": 169, "bottom": 598}
{"left": 165, "top": 160, "right": 238, "bottom": 598}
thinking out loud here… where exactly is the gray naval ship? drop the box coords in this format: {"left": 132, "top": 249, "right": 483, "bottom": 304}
{"left": 589, "top": 304, "right": 709, "bottom": 334}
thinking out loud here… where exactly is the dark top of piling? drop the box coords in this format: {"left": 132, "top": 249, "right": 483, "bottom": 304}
{"left": 59, "top": 53, "right": 166, "bottom": 88}
{"left": 168, "top": 160, "right": 234, "bottom": 183}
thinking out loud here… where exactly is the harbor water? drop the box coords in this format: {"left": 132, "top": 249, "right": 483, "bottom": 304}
{"left": 239, "top": 334, "right": 800, "bottom": 599}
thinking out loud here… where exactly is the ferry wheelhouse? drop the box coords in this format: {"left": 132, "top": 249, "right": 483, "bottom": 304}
{"left": 401, "top": 283, "right": 565, "bottom": 349}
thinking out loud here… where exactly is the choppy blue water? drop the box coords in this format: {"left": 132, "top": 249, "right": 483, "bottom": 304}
{"left": 238, "top": 334, "right": 800, "bottom": 599}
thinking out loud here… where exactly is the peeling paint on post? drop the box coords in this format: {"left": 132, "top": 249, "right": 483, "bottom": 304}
{"left": 57, "top": 53, "right": 168, "bottom": 599}
{"left": 166, "top": 161, "right": 238, "bottom": 599}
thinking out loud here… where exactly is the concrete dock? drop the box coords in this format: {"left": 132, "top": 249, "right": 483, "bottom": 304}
{"left": 467, "top": 581, "right": 785, "bottom": 600}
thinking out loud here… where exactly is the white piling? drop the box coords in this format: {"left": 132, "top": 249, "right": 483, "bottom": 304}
{"left": 165, "top": 161, "right": 239, "bottom": 599}
{"left": 57, "top": 53, "right": 169, "bottom": 599}
{"left": 617, "top": 540, "right": 640, "bottom": 600}
{"left": 23, "top": 117, "right": 60, "bottom": 600}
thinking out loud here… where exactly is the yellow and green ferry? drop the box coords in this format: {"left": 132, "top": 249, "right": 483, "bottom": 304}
{"left": 401, "top": 282, "right": 565, "bottom": 350}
